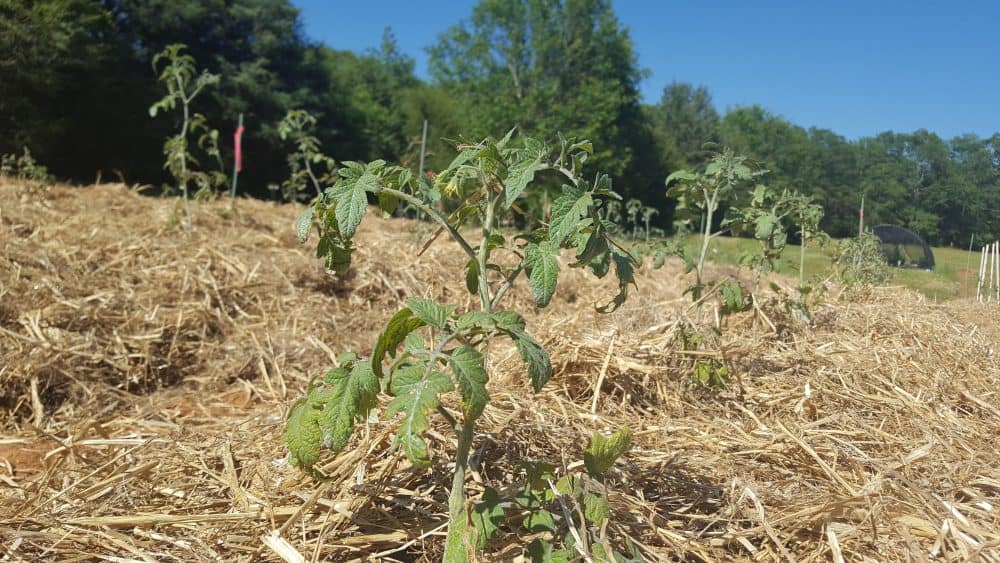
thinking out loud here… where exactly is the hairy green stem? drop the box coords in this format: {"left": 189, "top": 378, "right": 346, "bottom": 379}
{"left": 442, "top": 191, "right": 500, "bottom": 561}
{"left": 379, "top": 186, "right": 477, "bottom": 263}
{"left": 303, "top": 156, "right": 323, "bottom": 196}
{"left": 476, "top": 193, "right": 497, "bottom": 311}
{"left": 442, "top": 415, "right": 476, "bottom": 561}
{"left": 552, "top": 164, "right": 581, "bottom": 188}
{"left": 799, "top": 223, "right": 807, "bottom": 287}
{"left": 490, "top": 264, "right": 523, "bottom": 309}
{"left": 176, "top": 73, "right": 190, "bottom": 206}
{"left": 697, "top": 187, "right": 718, "bottom": 285}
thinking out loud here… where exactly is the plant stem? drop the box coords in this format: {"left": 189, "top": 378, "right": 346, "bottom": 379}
{"left": 697, "top": 188, "right": 717, "bottom": 284}
{"left": 490, "top": 264, "right": 523, "bottom": 309}
{"left": 379, "top": 187, "right": 478, "bottom": 263}
{"left": 304, "top": 157, "right": 323, "bottom": 196}
{"left": 476, "top": 193, "right": 497, "bottom": 311}
{"left": 443, "top": 415, "right": 476, "bottom": 561}
{"left": 177, "top": 74, "right": 190, "bottom": 206}
{"left": 799, "top": 223, "right": 807, "bottom": 287}
{"left": 442, "top": 191, "right": 499, "bottom": 561}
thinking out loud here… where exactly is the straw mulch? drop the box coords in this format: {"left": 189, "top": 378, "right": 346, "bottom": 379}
{"left": 1, "top": 179, "right": 998, "bottom": 562}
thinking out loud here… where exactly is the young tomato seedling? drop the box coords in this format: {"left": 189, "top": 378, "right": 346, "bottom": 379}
{"left": 284, "top": 130, "right": 636, "bottom": 561}
{"left": 149, "top": 44, "right": 224, "bottom": 221}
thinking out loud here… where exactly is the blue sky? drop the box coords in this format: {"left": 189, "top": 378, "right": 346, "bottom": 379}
{"left": 292, "top": 1, "right": 999, "bottom": 140}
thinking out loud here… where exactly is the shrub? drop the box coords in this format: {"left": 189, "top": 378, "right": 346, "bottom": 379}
{"left": 1, "top": 147, "right": 52, "bottom": 184}
{"left": 835, "top": 233, "right": 892, "bottom": 287}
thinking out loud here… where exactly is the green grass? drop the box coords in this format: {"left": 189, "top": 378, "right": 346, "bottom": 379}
{"left": 675, "top": 235, "right": 982, "bottom": 301}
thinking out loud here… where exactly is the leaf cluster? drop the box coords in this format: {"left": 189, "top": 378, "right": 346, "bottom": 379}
{"left": 1, "top": 147, "right": 52, "bottom": 184}
{"left": 724, "top": 188, "right": 830, "bottom": 277}
{"left": 835, "top": 233, "right": 892, "bottom": 287}
{"left": 468, "top": 428, "right": 635, "bottom": 562}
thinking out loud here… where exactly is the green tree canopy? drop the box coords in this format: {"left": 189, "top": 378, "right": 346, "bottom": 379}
{"left": 428, "top": 0, "right": 652, "bottom": 191}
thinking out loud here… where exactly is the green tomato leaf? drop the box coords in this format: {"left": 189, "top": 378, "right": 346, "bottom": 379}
{"left": 548, "top": 186, "right": 593, "bottom": 245}
{"left": 524, "top": 508, "right": 557, "bottom": 533}
{"left": 372, "top": 308, "right": 426, "bottom": 378}
{"left": 334, "top": 179, "right": 369, "bottom": 239}
{"left": 406, "top": 297, "right": 455, "bottom": 329}
{"left": 471, "top": 487, "right": 505, "bottom": 550}
{"left": 385, "top": 363, "right": 453, "bottom": 468}
{"left": 456, "top": 310, "right": 494, "bottom": 333}
{"left": 755, "top": 213, "right": 780, "bottom": 240}
{"left": 465, "top": 259, "right": 479, "bottom": 295}
{"left": 402, "top": 331, "right": 425, "bottom": 355}
{"left": 515, "top": 332, "right": 552, "bottom": 393}
{"left": 491, "top": 311, "right": 552, "bottom": 392}
{"left": 295, "top": 205, "right": 315, "bottom": 242}
{"left": 315, "top": 233, "right": 354, "bottom": 276}
{"left": 584, "top": 426, "right": 631, "bottom": 477}
{"left": 316, "top": 359, "right": 379, "bottom": 452}
{"left": 583, "top": 493, "right": 611, "bottom": 525}
{"left": 283, "top": 395, "right": 325, "bottom": 470}
{"left": 597, "top": 250, "right": 637, "bottom": 313}
{"left": 449, "top": 345, "right": 488, "bottom": 420}
{"left": 505, "top": 157, "right": 545, "bottom": 208}
{"left": 572, "top": 229, "right": 611, "bottom": 278}
{"left": 527, "top": 539, "right": 573, "bottom": 563}
{"left": 665, "top": 169, "right": 697, "bottom": 187}
{"left": 376, "top": 190, "right": 398, "bottom": 216}
{"left": 525, "top": 242, "right": 560, "bottom": 307}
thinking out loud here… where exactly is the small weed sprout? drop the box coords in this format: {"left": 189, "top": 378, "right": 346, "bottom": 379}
{"left": 278, "top": 109, "right": 336, "bottom": 201}
{"left": 284, "top": 130, "right": 638, "bottom": 561}
{"left": 149, "top": 44, "right": 224, "bottom": 219}
{"left": 508, "top": 427, "right": 635, "bottom": 560}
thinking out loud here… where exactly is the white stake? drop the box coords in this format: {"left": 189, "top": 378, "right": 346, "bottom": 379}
{"left": 976, "top": 245, "right": 990, "bottom": 303}
{"left": 978, "top": 244, "right": 987, "bottom": 302}
{"left": 994, "top": 242, "right": 999, "bottom": 302}
{"left": 987, "top": 243, "right": 994, "bottom": 303}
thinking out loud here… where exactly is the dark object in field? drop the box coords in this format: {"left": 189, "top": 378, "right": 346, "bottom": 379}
{"left": 872, "top": 224, "right": 935, "bottom": 270}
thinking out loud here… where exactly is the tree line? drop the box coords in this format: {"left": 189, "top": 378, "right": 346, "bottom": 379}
{"left": 2, "top": 0, "right": 998, "bottom": 246}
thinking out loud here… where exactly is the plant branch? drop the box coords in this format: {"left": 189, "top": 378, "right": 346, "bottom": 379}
{"left": 551, "top": 164, "right": 581, "bottom": 188}
{"left": 437, "top": 405, "right": 458, "bottom": 430}
{"left": 379, "top": 186, "right": 477, "bottom": 263}
{"left": 477, "top": 192, "right": 499, "bottom": 311}
{"left": 490, "top": 264, "right": 523, "bottom": 309}
{"left": 303, "top": 157, "right": 324, "bottom": 196}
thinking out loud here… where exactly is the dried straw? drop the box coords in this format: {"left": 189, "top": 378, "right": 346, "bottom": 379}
{"left": 1, "top": 179, "right": 998, "bottom": 561}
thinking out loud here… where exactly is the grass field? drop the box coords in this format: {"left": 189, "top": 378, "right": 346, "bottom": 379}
{"left": 680, "top": 235, "right": 982, "bottom": 300}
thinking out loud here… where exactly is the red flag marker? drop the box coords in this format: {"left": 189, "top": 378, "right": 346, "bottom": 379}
{"left": 230, "top": 113, "right": 245, "bottom": 199}
{"left": 233, "top": 123, "right": 245, "bottom": 173}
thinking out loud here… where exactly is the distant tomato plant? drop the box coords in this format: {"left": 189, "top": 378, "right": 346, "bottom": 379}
{"left": 149, "top": 44, "right": 225, "bottom": 222}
